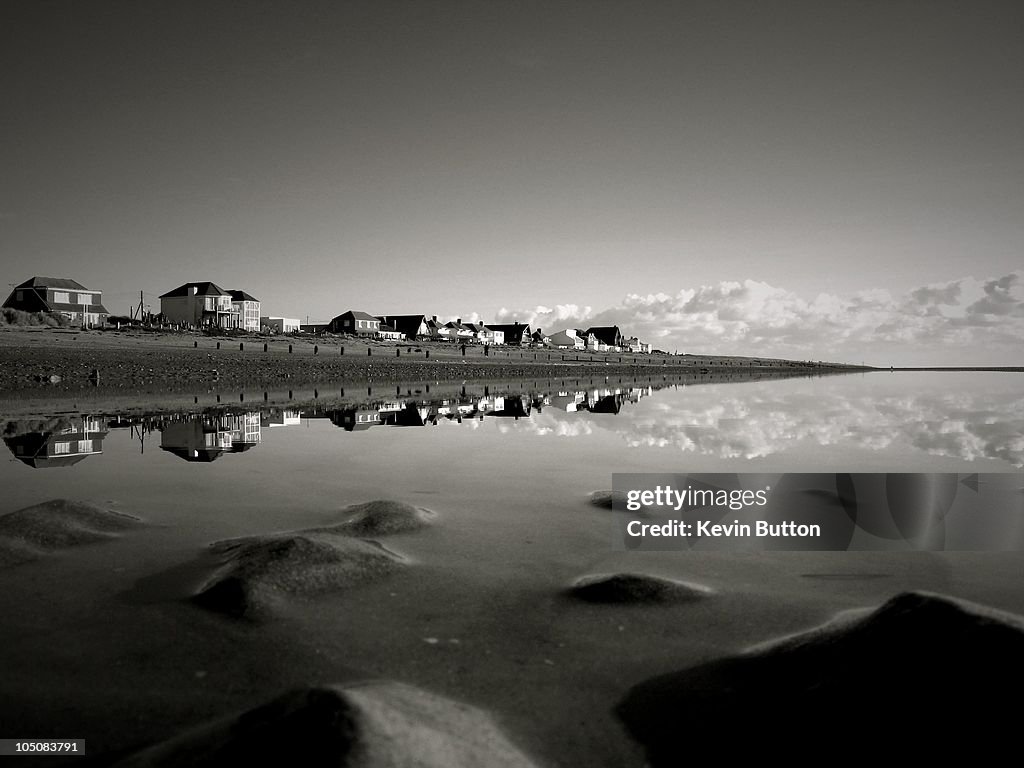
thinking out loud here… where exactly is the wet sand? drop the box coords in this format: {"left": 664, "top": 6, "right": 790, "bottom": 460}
{"left": 1, "top": 488, "right": 1022, "bottom": 765}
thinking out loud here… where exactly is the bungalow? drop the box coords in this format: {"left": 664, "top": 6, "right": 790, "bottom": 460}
{"left": 377, "top": 315, "right": 429, "bottom": 340}
{"left": 486, "top": 322, "right": 531, "bottom": 346}
{"left": 530, "top": 328, "right": 550, "bottom": 346}
{"left": 260, "top": 316, "right": 301, "bottom": 334}
{"left": 328, "top": 310, "right": 381, "bottom": 336}
{"left": 585, "top": 325, "right": 625, "bottom": 349}
{"left": 425, "top": 316, "right": 450, "bottom": 341}
{"left": 547, "top": 329, "right": 585, "bottom": 349}
{"left": 378, "top": 322, "right": 406, "bottom": 341}
{"left": 159, "top": 282, "right": 235, "bottom": 328}
{"left": 444, "top": 318, "right": 476, "bottom": 341}
{"left": 463, "top": 322, "right": 504, "bottom": 345}
{"left": 625, "top": 336, "right": 652, "bottom": 354}
{"left": 3, "top": 276, "right": 109, "bottom": 328}
{"left": 228, "top": 290, "right": 261, "bottom": 332}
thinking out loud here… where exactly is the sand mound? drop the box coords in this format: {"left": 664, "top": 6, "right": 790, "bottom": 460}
{"left": 587, "top": 490, "right": 654, "bottom": 514}
{"left": 193, "top": 533, "right": 405, "bottom": 618}
{"left": 567, "top": 573, "right": 714, "bottom": 604}
{"left": 0, "top": 499, "right": 140, "bottom": 567}
{"left": 112, "top": 681, "right": 539, "bottom": 767}
{"left": 617, "top": 591, "right": 1024, "bottom": 761}
{"left": 324, "top": 499, "right": 435, "bottom": 536}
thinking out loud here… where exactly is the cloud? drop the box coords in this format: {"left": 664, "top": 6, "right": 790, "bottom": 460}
{"left": 492, "top": 272, "right": 1024, "bottom": 364}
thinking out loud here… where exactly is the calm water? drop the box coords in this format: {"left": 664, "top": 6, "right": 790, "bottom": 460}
{"left": 2, "top": 370, "right": 1021, "bottom": 539}
{"left": 2, "top": 369, "right": 1023, "bottom": 766}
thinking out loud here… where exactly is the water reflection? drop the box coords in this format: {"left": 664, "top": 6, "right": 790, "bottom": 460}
{"left": 3, "top": 372, "right": 1022, "bottom": 469}
{"left": 2, "top": 416, "right": 108, "bottom": 468}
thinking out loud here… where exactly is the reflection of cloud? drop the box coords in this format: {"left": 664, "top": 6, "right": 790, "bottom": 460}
{"left": 494, "top": 272, "right": 1024, "bottom": 363}
{"left": 526, "top": 386, "right": 1024, "bottom": 467}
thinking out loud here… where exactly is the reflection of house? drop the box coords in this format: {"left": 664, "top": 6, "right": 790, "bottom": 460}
{"left": 487, "top": 396, "right": 531, "bottom": 418}
{"left": 381, "top": 404, "right": 434, "bottom": 427}
{"left": 3, "top": 276, "right": 109, "bottom": 327}
{"left": 3, "top": 417, "right": 108, "bottom": 468}
{"left": 332, "top": 408, "right": 382, "bottom": 431}
{"left": 159, "top": 282, "right": 236, "bottom": 328}
{"left": 222, "top": 413, "right": 262, "bottom": 451}
{"left": 328, "top": 310, "right": 381, "bottom": 336}
{"left": 549, "top": 391, "right": 587, "bottom": 412}
{"left": 261, "top": 409, "right": 302, "bottom": 427}
{"left": 228, "top": 290, "right": 261, "bottom": 331}
{"left": 160, "top": 418, "right": 233, "bottom": 462}
{"left": 260, "top": 316, "right": 301, "bottom": 333}
{"left": 486, "top": 322, "right": 531, "bottom": 345}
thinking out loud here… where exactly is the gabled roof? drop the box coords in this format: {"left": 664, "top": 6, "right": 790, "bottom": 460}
{"left": 15, "top": 276, "right": 90, "bottom": 291}
{"left": 378, "top": 315, "right": 428, "bottom": 336}
{"left": 159, "top": 282, "right": 230, "bottom": 299}
{"left": 228, "top": 289, "right": 260, "bottom": 302}
{"left": 585, "top": 326, "right": 622, "bottom": 345}
{"left": 486, "top": 323, "right": 531, "bottom": 341}
{"left": 340, "top": 310, "right": 379, "bottom": 321}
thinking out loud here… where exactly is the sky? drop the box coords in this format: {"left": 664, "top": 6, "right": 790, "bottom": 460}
{"left": 1, "top": 0, "right": 1021, "bottom": 365}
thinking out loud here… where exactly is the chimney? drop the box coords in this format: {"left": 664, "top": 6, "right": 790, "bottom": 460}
{"left": 432, "top": 315, "right": 437, "bottom": 322}
{"left": 456, "top": 318, "right": 461, "bottom": 324}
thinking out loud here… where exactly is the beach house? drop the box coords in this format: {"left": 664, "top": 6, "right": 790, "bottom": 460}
{"left": 159, "top": 282, "right": 235, "bottom": 328}
{"left": 3, "top": 276, "right": 109, "bottom": 327}
{"left": 328, "top": 310, "right": 381, "bottom": 336}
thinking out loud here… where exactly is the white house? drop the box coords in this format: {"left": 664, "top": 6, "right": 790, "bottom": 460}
{"left": 260, "top": 316, "right": 301, "bottom": 333}
{"left": 228, "top": 290, "right": 261, "bottom": 332}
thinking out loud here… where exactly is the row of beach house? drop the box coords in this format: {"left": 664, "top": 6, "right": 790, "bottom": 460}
{"left": 2, "top": 276, "right": 654, "bottom": 353}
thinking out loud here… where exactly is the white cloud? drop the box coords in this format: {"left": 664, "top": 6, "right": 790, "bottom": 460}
{"left": 491, "top": 272, "right": 1024, "bottom": 364}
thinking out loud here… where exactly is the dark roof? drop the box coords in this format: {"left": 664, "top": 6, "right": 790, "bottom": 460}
{"left": 228, "top": 289, "right": 260, "bottom": 302}
{"left": 585, "top": 326, "right": 622, "bottom": 345}
{"left": 159, "top": 282, "right": 230, "bottom": 299}
{"left": 15, "top": 276, "right": 90, "bottom": 291}
{"left": 378, "top": 323, "right": 401, "bottom": 334}
{"left": 159, "top": 446, "right": 224, "bottom": 462}
{"left": 377, "top": 315, "right": 427, "bottom": 336}
{"left": 343, "top": 310, "right": 379, "bottom": 321}
{"left": 486, "top": 323, "right": 531, "bottom": 342}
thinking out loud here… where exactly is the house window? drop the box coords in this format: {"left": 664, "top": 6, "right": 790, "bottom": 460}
{"left": 15, "top": 291, "right": 22, "bottom": 302}
{"left": 78, "top": 293, "right": 91, "bottom": 305}
{"left": 54, "top": 291, "right": 70, "bottom": 304}
{"left": 54, "top": 442, "right": 71, "bottom": 454}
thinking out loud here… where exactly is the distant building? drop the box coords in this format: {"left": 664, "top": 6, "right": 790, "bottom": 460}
{"left": 486, "top": 322, "right": 531, "bottom": 345}
{"left": 328, "top": 310, "right": 381, "bottom": 336}
{"left": 3, "top": 276, "right": 109, "bottom": 327}
{"left": 463, "top": 322, "right": 504, "bottom": 345}
{"left": 377, "top": 315, "right": 429, "bottom": 340}
{"left": 228, "top": 290, "right": 261, "bottom": 331}
{"left": 261, "top": 316, "right": 301, "bottom": 333}
{"left": 377, "top": 322, "right": 405, "bottom": 340}
{"left": 159, "top": 282, "right": 235, "bottom": 328}
{"left": 585, "top": 326, "right": 624, "bottom": 350}
{"left": 548, "top": 329, "right": 585, "bottom": 349}
{"left": 625, "top": 336, "right": 652, "bottom": 354}
{"left": 531, "top": 328, "right": 550, "bottom": 345}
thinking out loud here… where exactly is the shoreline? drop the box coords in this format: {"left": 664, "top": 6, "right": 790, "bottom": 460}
{"left": 0, "top": 327, "right": 869, "bottom": 397}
